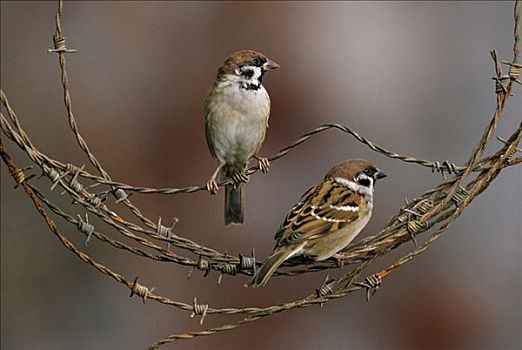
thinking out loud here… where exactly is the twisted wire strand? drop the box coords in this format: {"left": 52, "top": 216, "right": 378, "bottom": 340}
{"left": 147, "top": 121, "right": 522, "bottom": 349}
{"left": 0, "top": 143, "right": 377, "bottom": 320}
{"left": 2, "top": 114, "right": 520, "bottom": 345}
{"left": 0, "top": 0, "right": 519, "bottom": 278}
{"left": 0, "top": 0, "right": 518, "bottom": 277}
{"left": 0, "top": 1, "right": 520, "bottom": 349}
{"left": 0, "top": 93, "right": 482, "bottom": 273}
{"left": 0, "top": 103, "right": 492, "bottom": 197}
{"left": 4, "top": 105, "right": 513, "bottom": 279}
{"left": 2, "top": 92, "right": 507, "bottom": 274}
{"left": 2, "top": 124, "right": 519, "bottom": 322}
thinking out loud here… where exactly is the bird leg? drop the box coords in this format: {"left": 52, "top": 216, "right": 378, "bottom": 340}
{"left": 254, "top": 155, "right": 270, "bottom": 174}
{"left": 206, "top": 164, "right": 222, "bottom": 195}
{"left": 332, "top": 253, "right": 345, "bottom": 268}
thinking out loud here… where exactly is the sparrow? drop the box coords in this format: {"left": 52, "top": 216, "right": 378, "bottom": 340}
{"left": 247, "top": 159, "right": 387, "bottom": 287}
{"left": 205, "top": 50, "right": 279, "bottom": 225}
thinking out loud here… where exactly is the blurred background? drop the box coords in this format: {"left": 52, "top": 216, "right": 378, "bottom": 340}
{"left": 1, "top": 1, "right": 521, "bottom": 349}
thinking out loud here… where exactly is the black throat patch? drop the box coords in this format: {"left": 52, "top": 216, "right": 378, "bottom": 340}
{"left": 238, "top": 65, "right": 265, "bottom": 91}
{"left": 241, "top": 82, "right": 261, "bottom": 91}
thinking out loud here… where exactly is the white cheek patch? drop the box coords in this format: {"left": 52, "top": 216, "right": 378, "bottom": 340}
{"left": 330, "top": 204, "right": 359, "bottom": 212}
{"left": 250, "top": 66, "right": 262, "bottom": 81}
{"left": 334, "top": 177, "right": 373, "bottom": 199}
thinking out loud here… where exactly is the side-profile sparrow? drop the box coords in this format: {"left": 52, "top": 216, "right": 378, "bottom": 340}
{"left": 247, "top": 159, "right": 387, "bottom": 287}
{"left": 205, "top": 50, "right": 279, "bottom": 225}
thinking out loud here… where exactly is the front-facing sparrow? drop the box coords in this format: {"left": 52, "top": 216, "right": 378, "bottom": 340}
{"left": 205, "top": 50, "right": 279, "bottom": 225}
{"left": 247, "top": 159, "right": 387, "bottom": 287}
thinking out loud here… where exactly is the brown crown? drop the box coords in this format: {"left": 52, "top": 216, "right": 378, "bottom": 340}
{"left": 325, "top": 159, "right": 379, "bottom": 181}
{"left": 218, "top": 50, "right": 269, "bottom": 76}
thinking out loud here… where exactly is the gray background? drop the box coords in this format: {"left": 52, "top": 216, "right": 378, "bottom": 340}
{"left": 1, "top": 1, "right": 521, "bottom": 349}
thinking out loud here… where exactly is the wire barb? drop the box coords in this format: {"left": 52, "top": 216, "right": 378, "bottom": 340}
{"left": 12, "top": 166, "right": 32, "bottom": 188}
{"left": 316, "top": 275, "right": 336, "bottom": 307}
{"left": 415, "top": 199, "right": 433, "bottom": 215}
{"left": 395, "top": 199, "right": 433, "bottom": 246}
{"left": 188, "top": 256, "right": 212, "bottom": 279}
{"left": 431, "top": 160, "right": 458, "bottom": 178}
{"left": 44, "top": 165, "right": 68, "bottom": 191}
{"left": 354, "top": 274, "right": 382, "bottom": 302}
{"left": 217, "top": 263, "right": 238, "bottom": 285}
{"left": 396, "top": 211, "right": 408, "bottom": 224}
{"left": 502, "top": 61, "right": 522, "bottom": 82}
{"left": 406, "top": 218, "right": 427, "bottom": 234}
{"left": 190, "top": 297, "right": 209, "bottom": 325}
{"left": 77, "top": 213, "right": 95, "bottom": 245}
{"left": 129, "top": 277, "right": 155, "bottom": 303}
{"left": 239, "top": 249, "right": 256, "bottom": 275}
{"left": 450, "top": 186, "right": 469, "bottom": 207}
{"left": 493, "top": 76, "right": 510, "bottom": 94}
{"left": 47, "top": 35, "right": 77, "bottom": 53}
{"left": 112, "top": 187, "right": 129, "bottom": 203}
{"left": 156, "top": 217, "right": 178, "bottom": 238}
{"left": 85, "top": 193, "right": 103, "bottom": 207}
{"left": 61, "top": 164, "right": 85, "bottom": 195}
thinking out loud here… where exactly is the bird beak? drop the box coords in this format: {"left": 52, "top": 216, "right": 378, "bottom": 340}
{"left": 374, "top": 169, "right": 387, "bottom": 180}
{"left": 263, "top": 59, "right": 280, "bottom": 71}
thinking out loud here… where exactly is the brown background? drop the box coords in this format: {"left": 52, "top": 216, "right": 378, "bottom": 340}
{"left": 1, "top": 1, "right": 521, "bottom": 350}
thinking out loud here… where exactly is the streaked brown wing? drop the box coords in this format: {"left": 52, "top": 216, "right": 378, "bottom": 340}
{"left": 274, "top": 179, "right": 364, "bottom": 247}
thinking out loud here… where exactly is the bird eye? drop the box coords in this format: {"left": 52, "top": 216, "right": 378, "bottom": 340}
{"left": 363, "top": 167, "right": 375, "bottom": 176}
{"left": 252, "top": 58, "right": 261, "bottom": 66}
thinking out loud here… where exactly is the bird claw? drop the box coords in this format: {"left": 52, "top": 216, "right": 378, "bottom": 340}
{"left": 206, "top": 179, "right": 219, "bottom": 194}
{"left": 232, "top": 172, "right": 249, "bottom": 185}
{"left": 257, "top": 157, "right": 270, "bottom": 174}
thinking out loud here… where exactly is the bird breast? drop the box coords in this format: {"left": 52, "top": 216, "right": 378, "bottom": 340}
{"left": 205, "top": 81, "right": 271, "bottom": 165}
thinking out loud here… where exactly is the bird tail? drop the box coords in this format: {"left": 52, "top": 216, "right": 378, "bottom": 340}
{"left": 225, "top": 183, "right": 244, "bottom": 225}
{"left": 246, "top": 247, "right": 299, "bottom": 288}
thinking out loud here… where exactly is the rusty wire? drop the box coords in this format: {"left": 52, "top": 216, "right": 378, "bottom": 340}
{"left": 0, "top": 0, "right": 521, "bottom": 349}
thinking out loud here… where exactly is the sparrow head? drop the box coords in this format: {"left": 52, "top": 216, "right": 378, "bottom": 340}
{"left": 217, "top": 50, "right": 279, "bottom": 90}
{"left": 326, "top": 159, "right": 387, "bottom": 194}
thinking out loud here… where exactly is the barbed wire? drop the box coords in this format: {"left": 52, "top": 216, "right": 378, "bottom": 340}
{"left": 0, "top": 0, "right": 520, "bottom": 349}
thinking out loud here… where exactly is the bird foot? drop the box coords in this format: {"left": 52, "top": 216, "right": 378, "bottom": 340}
{"left": 232, "top": 172, "right": 250, "bottom": 185}
{"left": 257, "top": 157, "right": 270, "bottom": 174}
{"left": 333, "top": 254, "right": 345, "bottom": 268}
{"left": 206, "top": 179, "right": 219, "bottom": 195}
